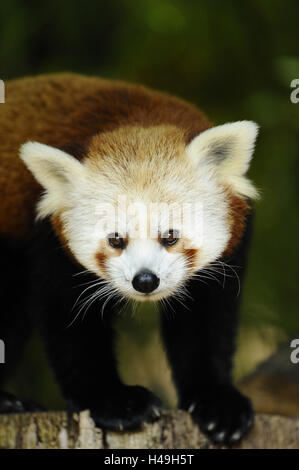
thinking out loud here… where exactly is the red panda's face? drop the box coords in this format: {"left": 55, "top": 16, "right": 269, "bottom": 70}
{"left": 52, "top": 195, "right": 229, "bottom": 301}
{"left": 20, "top": 122, "right": 258, "bottom": 302}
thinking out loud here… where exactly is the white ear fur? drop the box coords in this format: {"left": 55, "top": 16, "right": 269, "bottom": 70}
{"left": 20, "top": 141, "right": 85, "bottom": 218}
{"left": 186, "top": 121, "right": 259, "bottom": 198}
{"left": 20, "top": 141, "right": 83, "bottom": 189}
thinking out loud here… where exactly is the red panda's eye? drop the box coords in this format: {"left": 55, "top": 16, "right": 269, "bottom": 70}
{"left": 161, "top": 229, "right": 179, "bottom": 247}
{"left": 108, "top": 233, "right": 126, "bottom": 249}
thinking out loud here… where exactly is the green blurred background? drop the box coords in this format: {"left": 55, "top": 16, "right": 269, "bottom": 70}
{"left": 0, "top": 0, "right": 298, "bottom": 409}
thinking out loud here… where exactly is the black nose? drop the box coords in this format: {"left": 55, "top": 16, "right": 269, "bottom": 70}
{"left": 132, "top": 270, "right": 160, "bottom": 294}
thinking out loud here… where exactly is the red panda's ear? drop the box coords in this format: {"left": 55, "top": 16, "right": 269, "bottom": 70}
{"left": 20, "top": 142, "right": 86, "bottom": 219}
{"left": 186, "top": 121, "right": 259, "bottom": 199}
{"left": 20, "top": 142, "right": 84, "bottom": 191}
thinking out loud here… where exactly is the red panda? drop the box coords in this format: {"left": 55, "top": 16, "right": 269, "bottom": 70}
{"left": 0, "top": 73, "right": 258, "bottom": 444}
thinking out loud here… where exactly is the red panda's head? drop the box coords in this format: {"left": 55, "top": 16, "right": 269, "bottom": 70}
{"left": 20, "top": 122, "right": 258, "bottom": 302}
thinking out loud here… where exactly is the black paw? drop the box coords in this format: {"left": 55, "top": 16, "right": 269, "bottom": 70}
{"left": 70, "top": 385, "right": 163, "bottom": 431}
{"left": 185, "top": 385, "right": 254, "bottom": 445}
{"left": 0, "top": 390, "right": 44, "bottom": 413}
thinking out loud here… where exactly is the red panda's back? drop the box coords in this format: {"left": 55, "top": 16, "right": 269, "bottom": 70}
{"left": 0, "top": 73, "right": 210, "bottom": 240}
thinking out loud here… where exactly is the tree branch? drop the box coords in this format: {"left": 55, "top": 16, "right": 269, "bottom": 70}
{"left": 0, "top": 410, "right": 298, "bottom": 449}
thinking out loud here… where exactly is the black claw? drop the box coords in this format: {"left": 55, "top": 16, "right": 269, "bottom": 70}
{"left": 0, "top": 391, "right": 44, "bottom": 414}
{"left": 73, "top": 385, "right": 162, "bottom": 432}
{"left": 186, "top": 386, "right": 254, "bottom": 445}
{"left": 212, "top": 430, "right": 226, "bottom": 443}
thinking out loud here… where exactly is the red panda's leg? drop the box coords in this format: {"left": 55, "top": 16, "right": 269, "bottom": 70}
{"left": 44, "top": 320, "right": 162, "bottom": 431}
{"left": 28, "top": 219, "right": 162, "bottom": 430}
{"left": 160, "top": 213, "right": 254, "bottom": 445}
{"left": 0, "top": 237, "right": 34, "bottom": 412}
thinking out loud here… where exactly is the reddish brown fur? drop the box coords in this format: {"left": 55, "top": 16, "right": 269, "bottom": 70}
{"left": 223, "top": 193, "right": 250, "bottom": 259}
{"left": 50, "top": 213, "right": 78, "bottom": 262}
{"left": 183, "top": 248, "right": 198, "bottom": 269}
{"left": 0, "top": 73, "right": 211, "bottom": 241}
{"left": 87, "top": 125, "right": 187, "bottom": 168}
{"left": 95, "top": 251, "right": 108, "bottom": 274}
{"left": 162, "top": 236, "right": 199, "bottom": 270}
{"left": 95, "top": 238, "right": 125, "bottom": 274}
{"left": 0, "top": 74, "right": 248, "bottom": 259}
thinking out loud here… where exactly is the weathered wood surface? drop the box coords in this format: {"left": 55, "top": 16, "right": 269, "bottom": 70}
{"left": 0, "top": 410, "right": 298, "bottom": 449}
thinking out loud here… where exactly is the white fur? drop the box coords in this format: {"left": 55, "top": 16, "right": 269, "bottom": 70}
{"left": 20, "top": 121, "right": 258, "bottom": 301}
{"left": 56, "top": 162, "right": 231, "bottom": 301}
{"left": 107, "top": 240, "right": 191, "bottom": 301}
{"left": 20, "top": 142, "right": 85, "bottom": 219}
{"left": 186, "top": 121, "right": 259, "bottom": 199}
